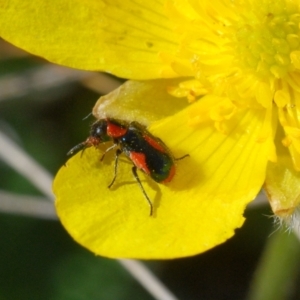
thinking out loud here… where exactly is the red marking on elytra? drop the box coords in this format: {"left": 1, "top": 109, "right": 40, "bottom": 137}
{"left": 130, "top": 152, "right": 151, "bottom": 175}
{"left": 143, "top": 135, "right": 166, "bottom": 153}
{"left": 107, "top": 121, "right": 127, "bottom": 138}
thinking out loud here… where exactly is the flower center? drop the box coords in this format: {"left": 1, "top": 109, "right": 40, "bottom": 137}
{"left": 234, "top": 1, "right": 300, "bottom": 79}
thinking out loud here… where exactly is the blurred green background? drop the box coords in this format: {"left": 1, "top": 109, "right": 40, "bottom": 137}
{"left": 1, "top": 39, "right": 300, "bottom": 300}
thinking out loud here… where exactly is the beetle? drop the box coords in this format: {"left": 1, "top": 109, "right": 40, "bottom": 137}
{"left": 68, "top": 118, "right": 188, "bottom": 215}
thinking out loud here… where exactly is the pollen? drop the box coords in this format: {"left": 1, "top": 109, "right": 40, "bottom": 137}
{"left": 167, "top": 1, "right": 300, "bottom": 137}
{"left": 233, "top": 1, "right": 300, "bottom": 79}
{"left": 168, "top": 0, "right": 300, "bottom": 95}
{"left": 165, "top": 0, "right": 300, "bottom": 169}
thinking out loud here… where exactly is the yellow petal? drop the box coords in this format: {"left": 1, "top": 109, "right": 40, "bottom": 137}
{"left": 0, "top": 0, "right": 178, "bottom": 79}
{"left": 92, "top": 79, "right": 189, "bottom": 125}
{"left": 54, "top": 101, "right": 270, "bottom": 259}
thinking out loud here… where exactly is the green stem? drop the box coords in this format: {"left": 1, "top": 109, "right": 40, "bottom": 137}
{"left": 247, "top": 230, "right": 300, "bottom": 300}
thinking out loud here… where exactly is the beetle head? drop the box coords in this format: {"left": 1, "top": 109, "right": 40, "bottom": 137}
{"left": 67, "top": 119, "right": 111, "bottom": 156}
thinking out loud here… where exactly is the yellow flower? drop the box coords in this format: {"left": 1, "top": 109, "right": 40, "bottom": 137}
{"left": 2, "top": 0, "right": 300, "bottom": 258}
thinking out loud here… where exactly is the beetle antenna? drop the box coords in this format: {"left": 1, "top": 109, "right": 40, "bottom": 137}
{"left": 82, "top": 112, "right": 92, "bottom": 121}
{"left": 67, "top": 142, "right": 87, "bottom": 156}
{"left": 174, "top": 154, "right": 189, "bottom": 161}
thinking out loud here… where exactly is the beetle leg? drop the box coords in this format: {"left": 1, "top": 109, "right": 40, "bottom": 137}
{"left": 101, "top": 143, "right": 118, "bottom": 161}
{"left": 108, "top": 149, "right": 122, "bottom": 188}
{"left": 131, "top": 166, "right": 153, "bottom": 216}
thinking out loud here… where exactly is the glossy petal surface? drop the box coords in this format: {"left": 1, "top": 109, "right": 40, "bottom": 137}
{"left": 54, "top": 101, "right": 270, "bottom": 259}
{"left": 92, "top": 79, "right": 188, "bottom": 125}
{"left": 0, "top": 0, "right": 178, "bottom": 78}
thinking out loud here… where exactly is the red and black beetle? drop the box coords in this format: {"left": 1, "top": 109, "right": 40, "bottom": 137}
{"left": 68, "top": 118, "right": 187, "bottom": 215}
